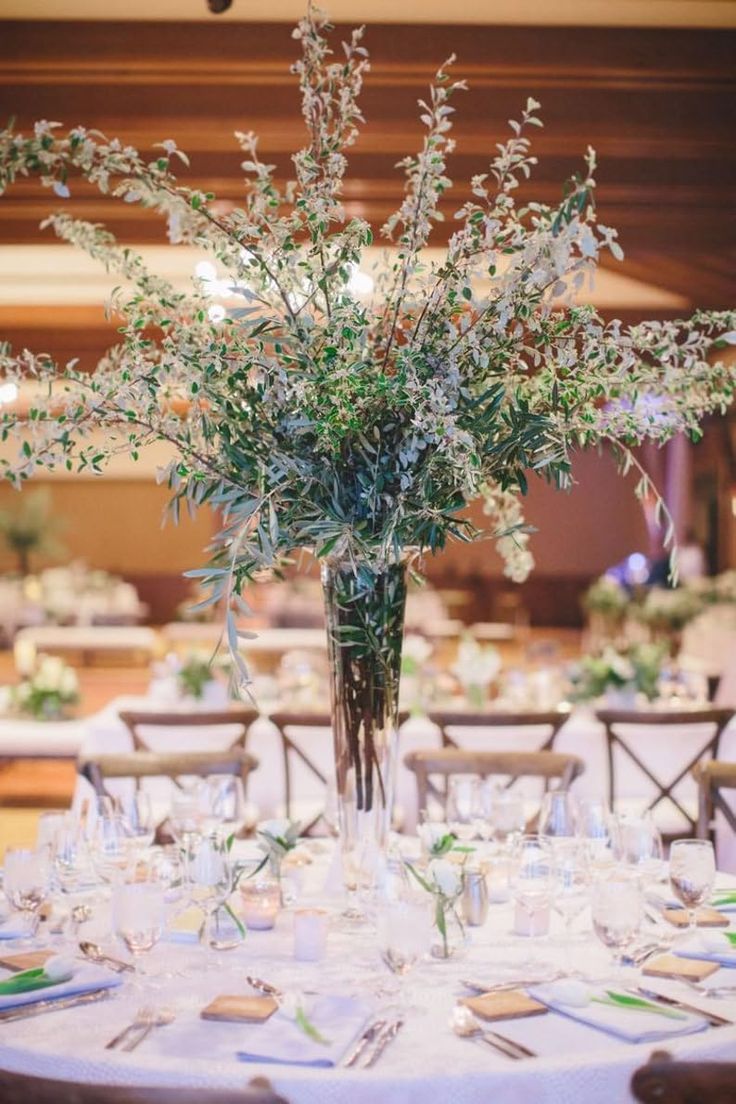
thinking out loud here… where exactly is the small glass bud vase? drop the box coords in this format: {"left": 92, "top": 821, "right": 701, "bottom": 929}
{"left": 429, "top": 900, "right": 467, "bottom": 961}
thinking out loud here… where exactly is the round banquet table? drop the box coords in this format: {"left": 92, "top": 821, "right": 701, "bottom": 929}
{"left": 1, "top": 844, "right": 736, "bottom": 1104}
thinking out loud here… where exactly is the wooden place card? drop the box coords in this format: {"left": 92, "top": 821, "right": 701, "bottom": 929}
{"left": 663, "top": 907, "right": 729, "bottom": 929}
{"left": 0, "top": 950, "right": 54, "bottom": 973}
{"left": 460, "top": 990, "right": 547, "bottom": 1022}
{"left": 200, "top": 995, "right": 278, "bottom": 1024}
{"left": 642, "top": 954, "right": 719, "bottom": 981}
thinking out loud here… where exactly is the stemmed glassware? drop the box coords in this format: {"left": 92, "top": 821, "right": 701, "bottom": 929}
{"left": 3, "top": 847, "right": 50, "bottom": 942}
{"left": 669, "top": 838, "right": 716, "bottom": 934}
{"left": 509, "top": 835, "right": 554, "bottom": 965}
{"left": 111, "top": 867, "right": 166, "bottom": 987}
{"left": 539, "top": 790, "right": 578, "bottom": 848}
{"left": 446, "top": 776, "right": 481, "bottom": 842}
{"left": 489, "top": 790, "right": 526, "bottom": 850}
{"left": 552, "top": 846, "right": 590, "bottom": 948}
{"left": 575, "top": 798, "right": 614, "bottom": 868}
{"left": 591, "top": 871, "right": 643, "bottom": 970}
{"left": 118, "top": 792, "right": 156, "bottom": 850}
{"left": 90, "top": 801, "right": 130, "bottom": 884}
{"left": 614, "top": 813, "right": 665, "bottom": 881}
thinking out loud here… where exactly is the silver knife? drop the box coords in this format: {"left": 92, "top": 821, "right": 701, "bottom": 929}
{"left": 342, "top": 1019, "right": 386, "bottom": 1068}
{"left": 484, "top": 1030, "right": 536, "bottom": 1059}
{"left": 363, "top": 1017, "right": 404, "bottom": 1068}
{"left": 635, "top": 986, "right": 733, "bottom": 1027}
{"left": 0, "top": 987, "right": 111, "bottom": 1024}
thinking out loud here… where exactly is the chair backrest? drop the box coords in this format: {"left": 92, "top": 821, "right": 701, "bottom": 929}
{"left": 403, "top": 747, "right": 584, "bottom": 817}
{"left": 428, "top": 710, "right": 569, "bottom": 753}
{"left": 270, "top": 711, "right": 409, "bottom": 834}
{"left": 0, "top": 1069, "right": 288, "bottom": 1104}
{"left": 693, "top": 759, "right": 736, "bottom": 840}
{"left": 596, "top": 708, "right": 734, "bottom": 835}
{"left": 79, "top": 749, "right": 258, "bottom": 798}
{"left": 631, "top": 1050, "right": 736, "bottom": 1104}
{"left": 269, "top": 711, "right": 333, "bottom": 833}
{"left": 119, "top": 708, "right": 258, "bottom": 751}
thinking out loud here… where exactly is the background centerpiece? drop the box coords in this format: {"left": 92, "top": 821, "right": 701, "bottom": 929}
{"left": 0, "top": 9, "right": 734, "bottom": 901}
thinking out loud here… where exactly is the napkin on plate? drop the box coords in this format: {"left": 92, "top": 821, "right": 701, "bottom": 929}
{"left": 0, "top": 916, "right": 34, "bottom": 941}
{"left": 529, "top": 980, "right": 708, "bottom": 1044}
{"left": 0, "top": 962, "right": 121, "bottom": 1011}
{"left": 237, "top": 994, "right": 373, "bottom": 1068}
{"left": 676, "top": 931, "right": 736, "bottom": 969}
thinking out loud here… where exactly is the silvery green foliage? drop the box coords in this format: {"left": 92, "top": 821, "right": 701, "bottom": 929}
{"left": 0, "top": 11, "right": 735, "bottom": 675}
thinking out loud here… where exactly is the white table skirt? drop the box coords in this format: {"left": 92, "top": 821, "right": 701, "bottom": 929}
{"left": 1, "top": 847, "right": 735, "bottom": 1103}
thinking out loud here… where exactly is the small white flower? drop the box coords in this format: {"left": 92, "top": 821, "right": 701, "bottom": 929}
{"left": 548, "top": 978, "right": 591, "bottom": 1007}
{"left": 43, "top": 955, "right": 75, "bottom": 983}
{"left": 258, "top": 818, "right": 291, "bottom": 841}
{"left": 418, "top": 822, "right": 451, "bottom": 854}
{"left": 428, "top": 858, "right": 461, "bottom": 898}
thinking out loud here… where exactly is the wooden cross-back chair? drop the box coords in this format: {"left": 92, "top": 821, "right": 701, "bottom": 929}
{"left": 0, "top": 1070, "right": 289, "bottom": 1104}
{"left": 428, "top": 710, "right": 569, "bottom": 752}
{"left": 631, "top": 1049, "right": 736, "bottom": 1104}
{"left": 596, "top": 707, "right": 734, "bottom": 835}
{"left": 119, "top": 708, "right": 258, "bottom": 751}
{"left": 78, "top": 749, "right": 258, "bottom": 801}
{"left": 403, "top": 747, "right": 584, "bottom": 823}
{"left": 693, "top": 759, "right": 736, "bottom": 842}
{"left": 270, "top": 711, "right": 409, "bottom": 834}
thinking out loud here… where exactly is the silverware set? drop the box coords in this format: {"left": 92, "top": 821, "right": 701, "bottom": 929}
{"left": 451, "top": 1005, "right": 535, "bottom": 1060}
{"left": 342, "top": 1016, "right": 404, "bottom": 1068}
{"left": 0, "top": 987, "right": 112, "bottom": 1023}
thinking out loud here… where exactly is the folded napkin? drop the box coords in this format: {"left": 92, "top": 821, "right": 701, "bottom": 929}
{"left": 237, "top": 995, "right": 372, "bottom": 1068}
{"left": 0, "top": 916, "right": 33, "bottom": 941}
{"left": 676, "top": 931, "right": 736, "bottom": 969}
{"left": 0, "top": 961, "right": 121, "bottom": 1011}
{"left": 163, "top": 905, "right": 204, "bottom": 944}
{"left": 529, "top": 980, "right": 708, "bottom": 1044}
{"left": 711, "top": 891, "right": 736, "bottom": 913}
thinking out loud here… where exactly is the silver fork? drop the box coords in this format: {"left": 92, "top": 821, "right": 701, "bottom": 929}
{"left": 105, "top": 1005, "right": 156, "bottom": 1050}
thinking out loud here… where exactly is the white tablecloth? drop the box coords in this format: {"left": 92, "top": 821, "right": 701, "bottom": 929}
{"left": 0, "top": 846, "right": 735, "bottom": 1103}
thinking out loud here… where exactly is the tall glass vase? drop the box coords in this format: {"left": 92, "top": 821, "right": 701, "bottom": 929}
{"left": 321, "top": 558, "right": 407, "bottom": 919}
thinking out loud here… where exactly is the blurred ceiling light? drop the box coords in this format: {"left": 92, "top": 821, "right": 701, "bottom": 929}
{"left": 0, "top": 382, "right": 19, "bottom": 405}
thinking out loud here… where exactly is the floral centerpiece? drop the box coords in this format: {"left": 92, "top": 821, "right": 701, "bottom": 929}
{"left": 634, "top": 586, "right": 704, "bottom": 654}
{"left": 451, "top": 636, "right": 501, "bottom": 708}
{"left": 570, "top": 643, "right": 666, "bottom": 706}
{"left": 0, "top": 9, "right": 734, "bottom": 896}
{"left": 7, "top": 654, "right": 79, "bottom": 720}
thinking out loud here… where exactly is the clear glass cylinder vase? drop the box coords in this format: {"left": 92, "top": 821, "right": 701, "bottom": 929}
{"left": 321, "top": 558, "right": 407, "bottom": 915}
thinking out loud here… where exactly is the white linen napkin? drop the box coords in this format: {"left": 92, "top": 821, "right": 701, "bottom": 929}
{"left": 0, "top": 962, "right": 121, "bottom": 1011}
{"left": 529, "top": 981, "right": 708, "bottom": 1044}
{"left": 676, "top": 931, "right": 736, "bottom": 969}
{"left": 0, "top": 916, "right": 33, "bottom": 941}
{"left": 237, "top": 994, "right": 373, "bottom": 1067}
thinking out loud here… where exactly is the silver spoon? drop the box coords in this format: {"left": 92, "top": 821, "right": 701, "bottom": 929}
{"left": 450, "top": 1005, "right": 534, "bottom": 1059}
{"left": 79, "top": 940, "right": 135, "bottom": 973}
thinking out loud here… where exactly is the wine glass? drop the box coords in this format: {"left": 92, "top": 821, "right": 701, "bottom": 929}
{"left": 552, "top": 848, "right": 590, "bottom": 961}
{"left": 203, "top": 775, "right": 247, "bottom": 838}
{"left": 591, "top": 871, "right": 643, "bottom": 969}
{"left": 539, "top": 790, "right": 578, "bottom": 847}
{"left": 614, "top": 813, "right": 665, "bottom": 881}
{"left": 446, "top": 776, "right": 480, "bottom": 842}
{"left": 509, "top": 835, "right": 554, "bottom": 965}
{"left": 669, "top": 838, "right": 716, "bottom": 934}
{"left": 91, "top": 804, "right": 130, "bottom": 884}
{"left": 490, "top": 791, "right": 526, "bottom": 849}
{"left": 118, "top": 792, "right": 156, "bottom": 850}
{"left": 575, "top": 797, "right": 614, "bottom": 867}
{"left": 111, "top": 871, "right": 165, "bottom": 985}
{"left": 3, "top": 848, "right": 50, "bottom": 942}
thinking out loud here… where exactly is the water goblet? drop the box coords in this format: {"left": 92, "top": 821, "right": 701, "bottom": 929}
{"left": 614, "top": 813, "right": 665, "bottom": 881}
{"left": 575, "top": 797, "right": 614, "bottom": 867}
{"left": 509, "top": 835, "right": 554, "bottom": 966}
{"left": 539, "top": 790, "right": 578, "bottom": 846}
{"left": 552, "top": 847, "right": 590, "bottom": 962}
{"left": 118, "top": 792, "right": 156, "bottom": 850}
{"left": 490, "top": 790, "right": 526, "bottom": 850}
{"left": 591, "top": 871, "right": 643, "bottom": 969}
{"left": 446, "top": 776, "right": 480, "bottom": 842}
{"left": 3, "top": 847, "right": 50, "bottom": 942}
{"left": 111, "top": 871, "right": 166, "bottom": 988}
{"left": 669, "top": 838, "right": 716, "bottom": 934}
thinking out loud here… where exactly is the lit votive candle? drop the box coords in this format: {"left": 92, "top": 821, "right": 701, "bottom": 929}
{"left": 239, "top": 880, "right": 281, "bottom": 931}
{"left": 293, "top": 907, "right": 328, "bottom": 961}
{"left": 513, "top": 900, "right": 550, "bottom": 937}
